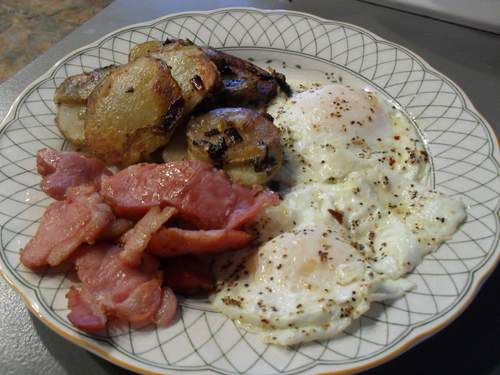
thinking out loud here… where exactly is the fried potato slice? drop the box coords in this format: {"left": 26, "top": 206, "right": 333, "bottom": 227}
{"left": 84, "top": 56, "right": 184, "bottom": 166}
{"left": 55, "top": 104, "right": 87, "bottom": 146}
{"left": 54, "top": 65, "right": 117, "bottom": 105}
{"left": 54, "top": 65, "right": 117, "bottom": 146}
{"left": 201, "top": 47, "right": 287, "bottom": 106}
{"left": 128, "top": 40, "right": 162, "bottom": 61}
{"left": 129, "top": 39, "right": 221, "bottom": 113}
{"left": 187, "top": 108, "right": 283, "bottom": 185}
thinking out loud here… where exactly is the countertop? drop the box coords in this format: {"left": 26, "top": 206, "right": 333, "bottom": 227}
{"left": 0, "top": 1, "right": 499, "bottom": 374}
{"left": 0, "top": 0, "right": 112, "bottom": 83}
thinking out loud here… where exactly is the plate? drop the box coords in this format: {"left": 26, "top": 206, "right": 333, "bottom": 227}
{"left": 0, "top": 7, "right": 498, "bottom": 375}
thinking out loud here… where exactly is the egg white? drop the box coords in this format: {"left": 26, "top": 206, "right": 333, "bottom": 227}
{"left": 269, "top": 84, "right": 430, "bottom": 187}
{"left": 211, "top": 83, "right": 466, "bottom": 345}
{"left": 211, "top": 223, "right": 410, "bottom": 345}
{"left": 255, "top": 169, "right": 466, "bottom": 279}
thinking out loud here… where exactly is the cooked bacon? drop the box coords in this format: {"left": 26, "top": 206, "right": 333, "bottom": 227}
{"left": 75, "top": 244, "right": 159, "bottom": 303}
{"left": 113, "top": 279, "right": 162, "bottom": 325}
{"left": 227, "top": 189, "right": 279, "bottom": 229}
{"left": 26, "top": 152, "right": 278, "bottom": 334}
{"left": 163, "top": 257, "right": 214, "bottom": 295}
{"left": 148, "top": 227, "right": 253, "bottom": 257}
{"left": 99, "top": 218, "right": 135, "bottom": 240}
{"left": 67, "top": 244, "right": 176, "bottom": 331}
{"left": 37, "top": 149, "right": 113, "bottom": 200}
{"left": 101, "top": 160, "right": 279, "bottom": 229}
{"left": 67, "top": 287, "right": 107, "bottom": 332}
{"left": 20, "top": 186, "right": 114, "bottom": 270}
{"left": 154, "top": 287, "right": 177, "bottom": 326}
{"left": 120, "top": 206, "right": 177, "bottom": 266}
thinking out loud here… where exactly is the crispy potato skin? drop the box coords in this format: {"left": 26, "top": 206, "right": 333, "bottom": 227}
{"left": 187, "top": 108, "right": 283, "bottom": 185}
{"left": 128, "top": 41, "right": 162, "bottom": 61}
{"left": 129, "top": 39, "right": 221, "bottom": 113}
{"left": 84, "top": 57, "right": 184, "bottom": 166}
{"left": 201, "top": 47, "right": 279, "bottom": 106}
{"left": 54, "top": 65, "right": 117, "bottom": 105}
{"left": 54, "top": 65, "right": 117, "bottom": 146}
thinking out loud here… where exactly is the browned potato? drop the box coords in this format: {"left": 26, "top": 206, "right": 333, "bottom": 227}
{"left": 54, "top": 65, "right": 117, "bottom": 146}
{"left": 84, "top": 56, "right": 184, "bottom": 166}
{"left": 55, "top": 104, "right": 87, "bottom": 146}
{"left": 129, "top": 39, "right": 220, "bottom": 113}
{"left": 54, "top": 65, "right": 117, "bottom": 105}
{"left": 201, "top": 47, "right": 289, "bottom": 106}
{"left": 187, "top": 108, "right": 283, "bottom": 185}
{"left": 128, "top": 41, "right": 162, "bottom": 61}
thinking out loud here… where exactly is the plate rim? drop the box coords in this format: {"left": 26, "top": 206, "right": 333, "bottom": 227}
{"left": 0, "top": 7, "right": 498, "bottom": 375}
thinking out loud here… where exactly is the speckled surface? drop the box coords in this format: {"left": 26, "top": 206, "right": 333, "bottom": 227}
{"left": 0, "top": 0, "right": 112, "bottom": 83}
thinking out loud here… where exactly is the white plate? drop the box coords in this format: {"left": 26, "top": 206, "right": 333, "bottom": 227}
{"left": 0, "top": 7, "right": 498, "bottom": 375}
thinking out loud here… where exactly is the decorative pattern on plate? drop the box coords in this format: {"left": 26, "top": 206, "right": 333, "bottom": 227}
{"left": 0, "top": 8, "right": 498, "bottom": 375}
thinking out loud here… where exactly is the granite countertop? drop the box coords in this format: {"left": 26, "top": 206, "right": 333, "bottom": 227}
{"left": 0, "top": 0, "right": 112, "bottom": 83}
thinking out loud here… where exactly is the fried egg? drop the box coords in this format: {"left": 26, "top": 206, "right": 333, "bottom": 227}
{"left": 271, "top": 84, "right": 430, "bottom": 187}
{"left": 211, "top": 223, "right": 410, "bottom": 345}
{"left": 256, "top": 170, "right": 466, "bottom": 279}
{"left": 211, "top": 83, "right": 466, "bottom": 345}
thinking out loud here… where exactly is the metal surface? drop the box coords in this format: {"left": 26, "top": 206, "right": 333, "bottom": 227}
{"left": 0, "top": 1, "right": 498, "bottom": 374}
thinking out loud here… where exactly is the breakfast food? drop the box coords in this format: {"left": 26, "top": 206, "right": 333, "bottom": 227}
{"left": 84, "top": 56, "right": 184, "bottom": 166}
{"left": 119, "top": 206, "right": 177, "bottom": 266}
{"left": 147, "top": 228, "right": 254, "bottom": 257}
{"left": 100, "top": 160, "right": 278, "bottom": 225}
{"left": 162, "top": 256, "right": 214, "bottom": 294}
{"left": 54, "top": 65, "right": 118, "bottom": 105}
{"left": 21, "top": 149, "right": 278, "bottom": 331}
{"left": 67, "top": 243, "right": 176, "bottom": 332}
{"left": 186, "top": 108, "right": 283, "bottom": 185}
{"left": 129, "top": 39, "right": 221, "bottom": 113}
{"left": 274, "top": 84, "right": 429, "bottom": 186}
{"left": 201, "top": 47, "right": 285, "bottom": 106}
{"left": 212, "top": 224, "right": 378, "bottom": 345}
{"left": 210, "top": 83, "right": 466, "bottom": 344}
{"left": 21, "top": 42, "right": 465, "bottom": 344}
{"left": 20, "top": 185, "right": 114, "bottom": 270}
{"left": 54, "top": 65, "right": 117, "bottom": 146}
{"left": 54, "top": 39, "right": 286, "bottom": 169}
{"left": 37, "top": 148, "right": 112, "bottom": 200}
